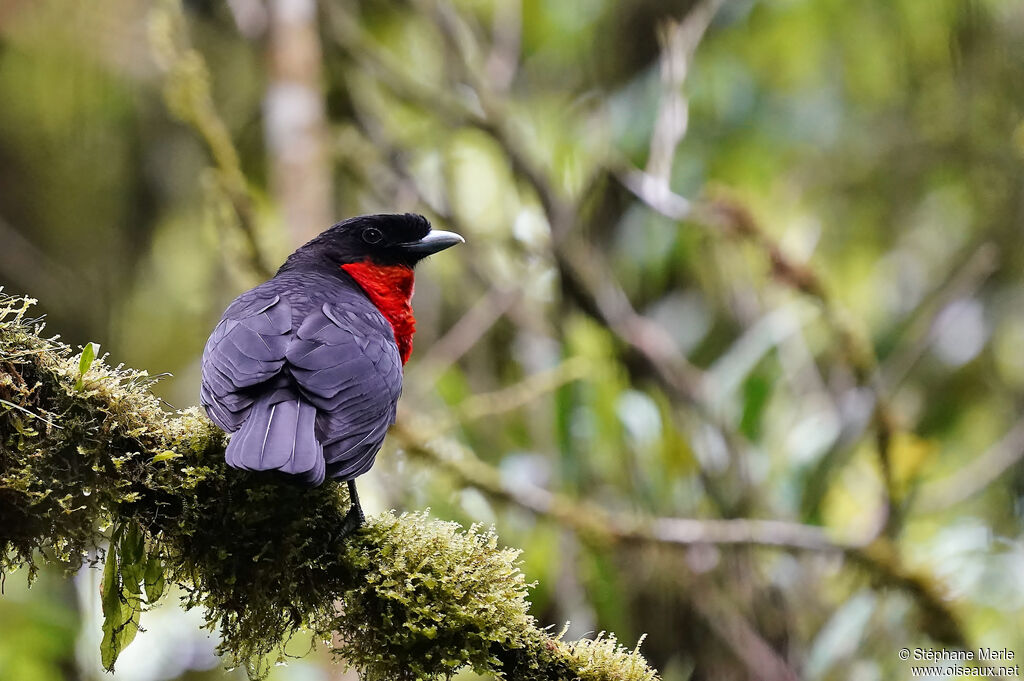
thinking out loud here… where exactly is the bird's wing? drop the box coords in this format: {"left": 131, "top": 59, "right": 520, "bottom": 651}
{"left": 200, "top": 292, "right": 293, "bottom": 431}
{"left": 286, "top": 300, "right": 403, "bottom": 477}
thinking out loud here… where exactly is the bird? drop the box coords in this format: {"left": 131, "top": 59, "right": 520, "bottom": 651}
{"left": 200, "top": 213, "right": 463, "bottom": 534}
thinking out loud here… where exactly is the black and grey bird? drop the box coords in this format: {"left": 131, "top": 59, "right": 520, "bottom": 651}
{"left": 200, "top": 214, "right": 463, "bottom": 532}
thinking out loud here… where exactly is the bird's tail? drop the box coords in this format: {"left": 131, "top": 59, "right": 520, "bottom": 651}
{"left": 225, "top": 390, "right": 326, "bottom": 486}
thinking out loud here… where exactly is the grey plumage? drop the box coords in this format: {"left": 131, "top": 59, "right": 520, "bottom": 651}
{"left": 200, "top": 271, "right": 403, "bottom": 486}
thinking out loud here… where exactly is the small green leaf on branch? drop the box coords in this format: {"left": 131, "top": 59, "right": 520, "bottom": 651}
{"left": 75, "top": 342, "right": 99, "bottom": 391}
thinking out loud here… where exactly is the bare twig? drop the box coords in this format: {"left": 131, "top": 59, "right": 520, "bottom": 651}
{"left": 881, "top": 243, "right": 1000, "bottom": 391}
{"left": 554, "top": 237, "right": 708, "bottom": 404}
{"left": 392, "top": 414, "right": 848, "bottom": 552}
{"left": 645, "top": 0, "right": 727, "bottom": 188}
{"left": 412, "top": 286, "right": 522, "bottom": 383}
{"left": 917, "top": 418, "right": 1024, "bottom": 513}
{"left": 621, "top": 168, "right": 695, "bottom": 220}
{"left": 453, "top": 357, "right": 592, "bottom": 424}
{"left": 690, "top": 586, "right": 800, "bottom": 681}
{"left": 148, "top": 0, "right": 274, "bottom": 279}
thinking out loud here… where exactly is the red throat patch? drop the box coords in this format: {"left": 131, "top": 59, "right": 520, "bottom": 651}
{"left": 341, "top": 261, "right": 416, "bottom": 364}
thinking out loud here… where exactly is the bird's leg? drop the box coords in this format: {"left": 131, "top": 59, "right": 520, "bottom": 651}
{"left": 338, "top": 479, "right": 365, "bottom": 538}
{"left": 348, "top": 479, "right": 366, "bottom": 524}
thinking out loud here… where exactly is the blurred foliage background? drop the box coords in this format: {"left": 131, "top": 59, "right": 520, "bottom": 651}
{"left": 1, "top": 0, "right": 1023, "bottom": 679}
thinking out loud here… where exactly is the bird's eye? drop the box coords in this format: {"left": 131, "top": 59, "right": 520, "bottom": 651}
{"left": 362, "top": 227, "right": 383, "bottom": 244}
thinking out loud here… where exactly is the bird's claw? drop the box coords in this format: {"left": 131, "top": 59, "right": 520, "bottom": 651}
{"left": 337, "top": 502, "right": 364, "bottom": 539}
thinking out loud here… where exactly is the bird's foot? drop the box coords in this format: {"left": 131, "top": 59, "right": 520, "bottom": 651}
{"left": 337, "top": 479, "right": 366, "bottom": 539}
{"left": 338, "top": 503, "right": 364, "bottom": 539}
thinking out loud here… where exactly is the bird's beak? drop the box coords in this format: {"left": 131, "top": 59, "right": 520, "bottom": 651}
{"left": 398, "top": 229, "right": 465, "bottom": 256}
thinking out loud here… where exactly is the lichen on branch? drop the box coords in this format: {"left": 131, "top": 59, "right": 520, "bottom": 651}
{"left": 0, "top": 291, "right": 658, "bottom": 681}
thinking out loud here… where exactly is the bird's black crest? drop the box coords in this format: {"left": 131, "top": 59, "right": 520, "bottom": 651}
{"left": 280, "top": 213, "right": 434, "bottom": 273}
{"left": 325, "top": 213, "right": 432, "bottom": 246}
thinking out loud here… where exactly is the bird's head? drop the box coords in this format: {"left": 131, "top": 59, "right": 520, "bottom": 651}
{"left": 282, "top": 213, "right": 464, "bottom": 271}
{"left": 279, "top": 213, "right": 463, "bottom": 364}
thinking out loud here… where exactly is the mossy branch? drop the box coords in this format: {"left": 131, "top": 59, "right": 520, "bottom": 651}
{"left": 0, "top": 292, "right": 658, "bottom": 681}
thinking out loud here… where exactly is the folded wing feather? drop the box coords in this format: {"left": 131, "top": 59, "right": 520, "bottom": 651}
{"left": 200, "top": 290, "right": 402, "bottom": 484}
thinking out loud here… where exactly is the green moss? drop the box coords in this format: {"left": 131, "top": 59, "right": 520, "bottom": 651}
{"left": 0, "top": 292, "right": 659, "bottom": 680}
{"left": 336, "top": 512, "right": 536, "bottom": 680}
{"left": 566, "top": 634, "right": 659, "bottom": 681}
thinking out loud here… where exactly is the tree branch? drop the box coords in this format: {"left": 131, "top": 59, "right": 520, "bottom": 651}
{"left": 0, "top": 292, "right": 658, "bottom": 681}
